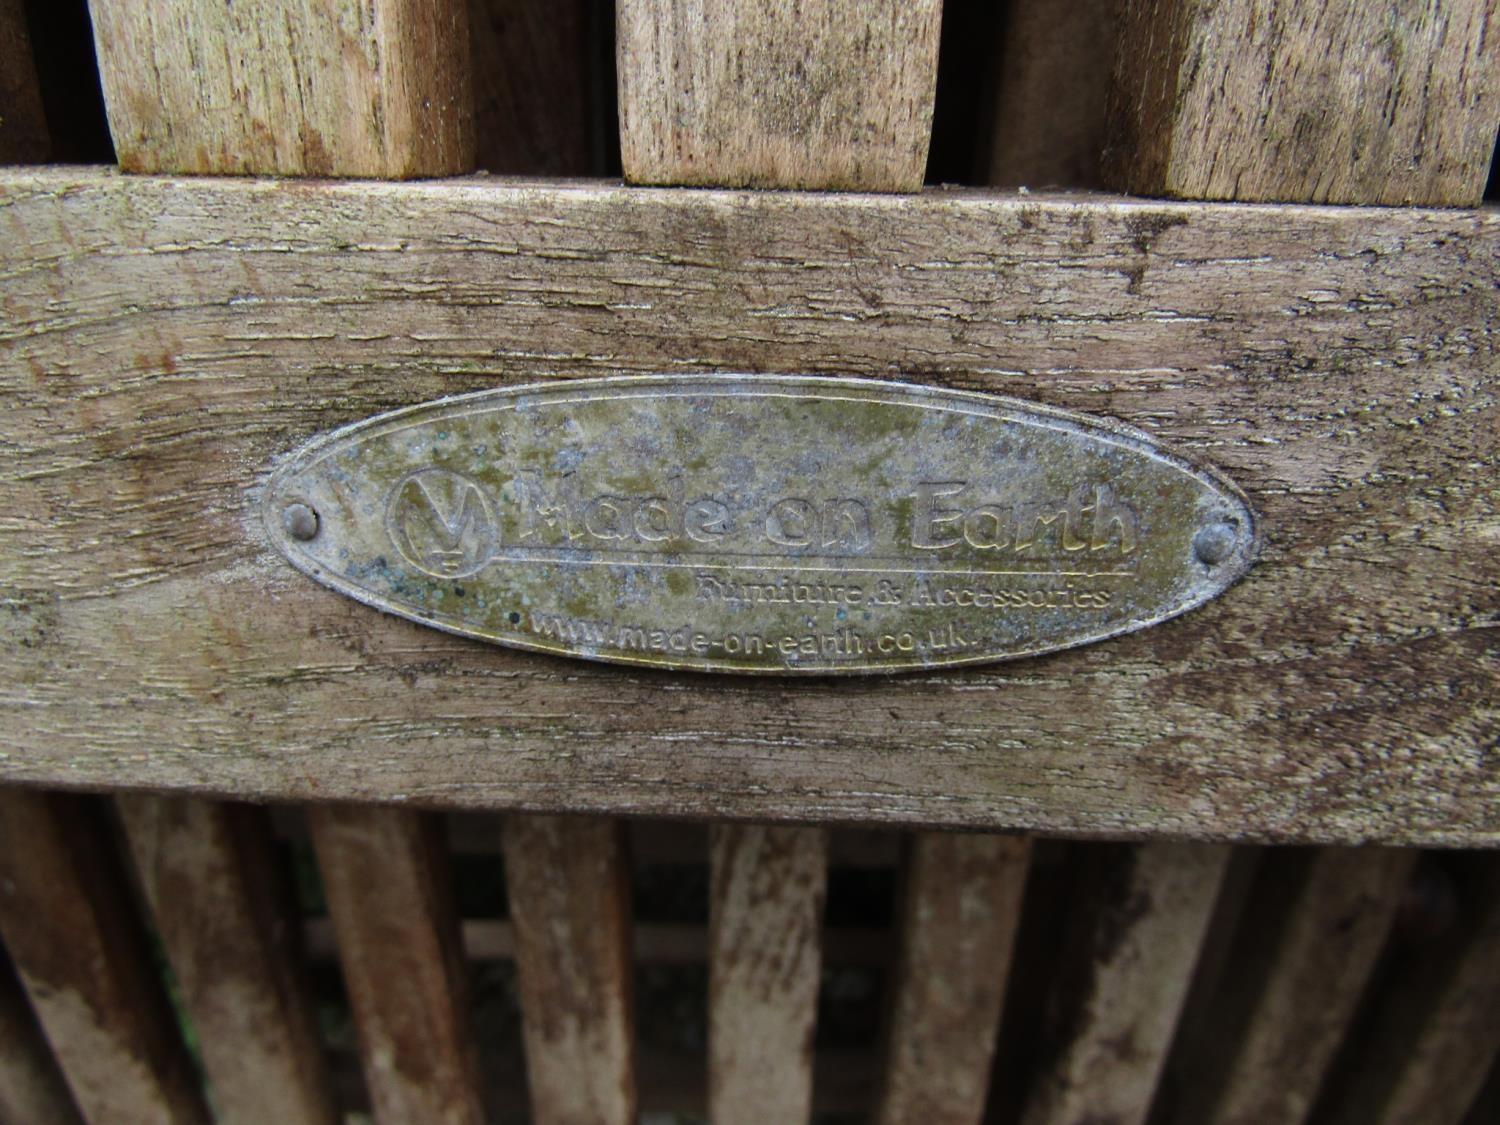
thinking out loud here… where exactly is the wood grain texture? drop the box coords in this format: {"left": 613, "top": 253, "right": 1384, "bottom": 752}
{"left": 0, "top": 0, "right": 48, "bottom": 164}
{"left": 502, "top": 815, "right": 635, "bottom": 1124}
{"left": 617, "top": 0, "right": 942, "bottom": 190}
{"left": 1147, "top": 846, "right": 1263, "bottom": 1123}
{"left": 876, "top": 833, "right": 1030, "bottom": 1125}
{"left": 307, "top": 805, "right": 484, "bottom": 1125}
{"left": 1020, "top": 842, "right": 1229, "bottom": 1125}
{"left": 85, "top": 0, "right": 474, "bottom": 176}
{"left": 1192, "top": 848, "right": 1418, "bottom": 1125}
{"left": 1105, "top": 0, "right": 1499, "bottom": 205}
{"left": 0, "top": 790, "right": 209, "bottom": 1123}
{"left": 1322, "top": 856, "right": 1500, "bottom": 1125}
{"left": 0, "top": 949, "right": 83, "bottom": 1125}
{"left": 307, "top": 916, "right": 893, "bottom": 967}
{"left": 709, "top": 824, "right": 827, "bottom": 1124}
{"left": 987, "top": 0, "right": 1120, "bottom": 189}
{"left": 117, "top": 795, "right": 337, "bottom": 1125}
{"left": 0, "top": 172, "right": 1497, "bottom": 844}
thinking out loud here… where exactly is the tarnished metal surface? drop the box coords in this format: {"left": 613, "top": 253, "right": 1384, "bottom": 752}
{"left": 261, "top": 376, "right": 1257, "bottom": 674}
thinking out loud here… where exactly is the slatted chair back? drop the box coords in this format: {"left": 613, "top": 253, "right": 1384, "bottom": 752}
{"left": 0, "top": 2, "right": 1495, "bottom": 1123}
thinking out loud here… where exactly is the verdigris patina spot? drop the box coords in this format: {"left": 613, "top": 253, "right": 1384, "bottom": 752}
{"left": 262, "top": 375, "right": 1257, "bottom": 673}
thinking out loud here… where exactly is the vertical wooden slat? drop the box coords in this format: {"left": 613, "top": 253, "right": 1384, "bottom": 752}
{"left": 1323, "top": 856, "right": 1500, "bottom": 1125}
{"left": 502, "top": 814, "right": 635, "bottom": 1124}
{"left": 470, "top": 9, "right": 635, "bottom": 1116}
{"left": 117, "top": 795, "right": 337, "bottom": 1125}
{"left": 86, "top": 0, "right": 475, "bottom": 176}
{"left": 0, "top": 948, "right": 83, "bottom": 1125}
{"left": 1147, "top": 846, "right": 1264, "bottom": 1122}
{"left": 86, "top": 4, "right": 484, "bottom": 1117}
{"left": 616, "top": 0, "right": 943, "bottom": 190}
{"left": 1019, "top": 842, "right": 1229, "bottom": 1125}
{"left": 986, "top": 0, "right": 1121, "bottom": 188}
{"left": 308, "top": 805, "right": 484, "bottom": 1125}
{"left": 0, "top": 0, "right": 49, "bottom": 163}
{"left": 1100, "top": 9, "right": 1473, "bottom": 1116}
{"left": 876, "top": 833, "right": 1030, "bottom": 1125}
{"left": 1106, "top": 0, "right": 1499, "bottom": 204}
{"left": 619, "top": 10, "right": 937, "bottom": 1117}
{"left": 0, "top": 789, "right": 210, "bottom": 1123}
{"left": 1193, "top": 848, "right": 1417, "bottom": 1125}
{"left": 709, "top": 824, "right": 828, "bottom": 1125}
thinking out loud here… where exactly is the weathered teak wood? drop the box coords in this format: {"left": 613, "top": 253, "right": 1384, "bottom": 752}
{"left": 0, "top": 790, "right": 210, "bottom": 1123}
{"left": 307, "top": 916, "right": 893, "bottom": 967}
{"left": 0, "top": 173, "right": 1496, "bottom": 845}
{"left": 876, "top": 833, "right": 1030, "bottom": 1125}
{"left": 1106, "top": 0, "right": 1499, "bottom": 205}
{"left": 1192, "top": 848, "right": 1417, "bottom": 1125}
{"left": 1019, "top": 842, "right": 1229, "bottom": 1125}
{"left": 307, "top": 806, "right": 484, "bottom": 1124}
{"left": 616, "top": 0, "right": 942, "bottom": 190}
{"left": 1323, "top": 856, "right": 1500, "bottom": 1125}
{"left": 117, "top": 795, "right": 338, "bottom": 1125}
{"left": 473, "top": 13, "right": 638, "bottom": 1117}
{"left": 78, "top": 8, "right": 482, "bottom": 1119}
{"left": 709, "top": 825, "right": 828, "bottom": 1123}
{"left": 0, "top": 0, "right": 48, "bottom": 164}
{"left": 1149, "top": 847, "right": 1264, "bottom": 1122}
{"left": 84, "top": 0, "right": 474, "bottom": 176}
{"left": 987, "top": 0, "right": 1120, "bottom": 188}
{"left": 0, "top": 951, "right": 83, "bottom": 1125}
{"left": 501, "top": 814, "right": 636, "bottom": 1124}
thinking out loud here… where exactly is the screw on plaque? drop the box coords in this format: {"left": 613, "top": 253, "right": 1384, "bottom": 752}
{"left": 1193, "top": 521, "right": 1237, "bottom": 566}
{"left": 283, "top": 502, "right": 320, "bottom": 542}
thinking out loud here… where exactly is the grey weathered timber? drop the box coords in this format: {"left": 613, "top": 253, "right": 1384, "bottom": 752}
{"left": 1020, "top": 842, "right": 1229, "bottom": 1125}
{"left": 1150, "top": 847, "right": 1265, "bottom": 1121}
{"left": 1322, "top": 856, "right": 1500, "bottom": 1125}
{"left": 617, "top": 0, "right": 942, "bottom": 190}
{"left": 118, "top": 796, "right": 338, "bottom": 1125}
{"left": 0, "top": 790, "right": 210, "bottom": 1123}
{"left": 304, "top": 917, "right": 893, "bottom": 968}
{"left": 85, "top": 0, "right": 474, "bottom": 176}
{"left": 0, "top": 951, "right": 83, "bottom": 1125}
{"left": 987, "top": 0, "right": 1120, "bottom": 188}
{"left": 0, "top": 0, "right": 48, "bottom": 164}
{"left": 709, "top": 825, "right": 827, "bottom": 1124}
{"left": 0, "top": 171, "right": 1496, "bottom": 845}
{"left": 308, "top": 806, "right": 485, "bottom": 1125}
{"left": 1106, "top": 0, "right": 1499, "bottom": 205}
{"left": 877, "top": 833, "right": 1031, "bottom": 1125}
{"left": 1189, "top": 849, "right": 1418, "bottom": 1125}
{"left": 501, "top": 815, "right": 636, "bottom": 1124}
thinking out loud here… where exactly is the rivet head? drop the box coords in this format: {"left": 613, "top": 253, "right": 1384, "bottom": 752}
{"left": 1193, "top": 521, "right": 1237, "bottom": 566}
{"left": 283, "top": 502, "right": 320, "bottom": 542}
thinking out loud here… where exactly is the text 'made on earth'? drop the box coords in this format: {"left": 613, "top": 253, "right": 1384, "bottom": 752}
{"left": 263, "top": 376, "right": 1257, "bottom": 674}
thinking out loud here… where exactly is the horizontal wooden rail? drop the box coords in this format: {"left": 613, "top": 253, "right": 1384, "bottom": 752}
{"left": 0, "top": 170, "right": 1495, "bottom": 845}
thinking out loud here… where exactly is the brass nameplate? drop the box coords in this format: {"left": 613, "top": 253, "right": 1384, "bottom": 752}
{"left": 263, "top": 376, "right": 1256, "bottom": 674}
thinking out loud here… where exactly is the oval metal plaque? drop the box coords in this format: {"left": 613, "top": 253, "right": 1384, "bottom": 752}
{"left": 262, "top": 376, "right": 1256, "bottom": 674}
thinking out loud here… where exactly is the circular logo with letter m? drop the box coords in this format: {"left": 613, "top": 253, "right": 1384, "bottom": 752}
{"left": 385, "top": 469, "right": 498, "bottom": 579}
